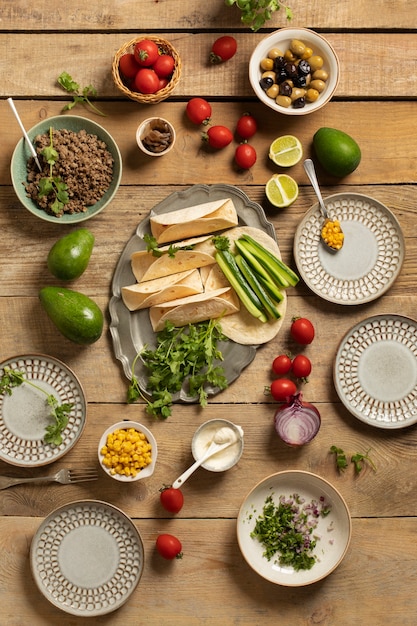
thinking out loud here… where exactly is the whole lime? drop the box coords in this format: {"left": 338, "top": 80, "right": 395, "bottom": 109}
{"left": 47, "top": 228, "right": 95, "bottom": 280}
{"left": 313, "top": 127, "right": 361, "bottom": 177}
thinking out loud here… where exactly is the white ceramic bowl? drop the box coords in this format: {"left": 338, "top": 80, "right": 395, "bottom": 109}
{"left": 11, "top": 115, "right": 122, "bottom": 223}
{"left": 136, "top": 117, "right": 176, "bottom": 156}
{"left": 98, "top": 420, "right": 157, "bottom": 482}
{"left": 249, "top": 27, "right": 340, "bottom": 116}
{"left": 237, "top": 471, "right": 351, "bottom": 586}
{"left": 191, "top": 419, "right": 244, "bottom": 472}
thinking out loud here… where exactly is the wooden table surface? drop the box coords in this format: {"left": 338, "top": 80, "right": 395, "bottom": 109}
{"left": 0, "top": 1, "right": 416, "bottom": 624}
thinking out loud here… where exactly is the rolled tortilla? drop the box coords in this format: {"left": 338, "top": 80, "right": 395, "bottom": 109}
{"left": 149, "top": 287, "right": 240, "bottom": 332}
{"left": 131, "top": 248, "right": 216, "bottom": 283}
{"left": 121, "top": 269, "right": 204, "bottom": 311}
{"left": 150, "top": 198, "right": 238, "bottom": 244}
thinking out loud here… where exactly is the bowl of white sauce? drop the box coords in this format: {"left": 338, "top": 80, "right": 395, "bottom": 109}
{"left": 191, "top": 419, "right": 244, "bottom": 472}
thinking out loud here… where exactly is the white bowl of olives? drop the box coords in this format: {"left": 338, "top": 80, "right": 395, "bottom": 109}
{"left": 249, "top": 27, "right": 340, "bottom": 116}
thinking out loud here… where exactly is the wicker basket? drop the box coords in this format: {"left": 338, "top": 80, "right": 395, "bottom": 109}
{"left": 112, "top": 36, "right": 182, "bottom": 104}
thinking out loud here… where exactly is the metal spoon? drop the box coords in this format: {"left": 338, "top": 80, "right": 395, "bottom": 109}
{"left": 7, "top": 97, "right": 42, "bottom": 172}
{"left": 303, "top": 158, "right": 344, "bottom": 252}
{"left": 172, "top": 439, "right": 234, "bottom": 489}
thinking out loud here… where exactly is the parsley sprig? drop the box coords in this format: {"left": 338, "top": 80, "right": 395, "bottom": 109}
{"left": 38, "top": 126, "right": 69, "bottom": 215}
{"left": 127, "top": 320, "right": 228, "bottom": 419}
{"left": 0, "top": 367, "right": 73, "bottom": 446}
{"left": 330, "top": 445, "right": 377, "bottom": 474}
{"left": 225, "top": 0, "right": 292, "bottom": 32}
{"left": 57, "top": 71, "right": 106, "bottom": 116}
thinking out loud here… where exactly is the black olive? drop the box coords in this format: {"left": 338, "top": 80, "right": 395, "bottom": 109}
{"left": 259, "top": 76, "right": 274, "bottom": 91}
{"left": 292, "top": 97, "right": 306, "bottom": 109}
{"left": 276, "top": 68, "right": 289, "bottom": 84}
{"left": 298, "top": 60, "right": 311, "bottom": 75}
{"left": 293, "top": 75, "right": 307, "bottom": 88}
{"left": 279, "top": 81, "right": 292, "bottom": 97}
{"left": 284, "top": 62, "right": 297, "bottom": 78}
{"left": 273, "top": 56, "right": 286, "bottom": 71}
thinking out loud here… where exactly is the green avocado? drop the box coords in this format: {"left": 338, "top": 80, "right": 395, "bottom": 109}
{"left": 47, "top": 228, "right": 95, "bottom": 280}
{"left": 313, "top": 127, "right": 361, "bottom": 177}
{"left": 39, "top": 286, "right": 103, "bottom": 345}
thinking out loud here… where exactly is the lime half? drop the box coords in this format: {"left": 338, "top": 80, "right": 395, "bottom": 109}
{"left": 265, "top": 174, "right": 299, "bottom": 208}
{"left": 269, "top": 135, "right": 303, "bottom": 167}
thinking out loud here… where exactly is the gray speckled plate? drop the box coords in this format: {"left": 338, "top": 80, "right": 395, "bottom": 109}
{"left": 293, "top": 193, "right": 404, "bottom": 304}
{"left": 0, "top": 354, "right": 86, "bottom": 466}
{"left": 334, "top": 315, "right": 417, "bottom": 428}
{"left": 109, "top": 183, "right": 276, "bottom": 402}
{"left": 30, "top": 500, "right": 144, "bottom": 617}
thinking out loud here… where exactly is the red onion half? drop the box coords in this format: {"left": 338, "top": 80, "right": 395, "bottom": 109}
{"left": 274, "top": 392, "right": 321, "bottom": 447}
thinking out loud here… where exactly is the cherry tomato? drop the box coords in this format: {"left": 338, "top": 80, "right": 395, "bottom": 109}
{"left": 235, "top": 143, "right": 257, "bottom": 169}
{"left": 134, "top": 39, "right": 159, "bottom": 67}
{"left": 236, "top": 114, "right": 258, "bottom": 140}
{"left": 204, "top": 125, "right": 233, "bottom": 149}
{"left": 290, "top": 317, "right": 315, "bottom": 345}
{"left": 156, "top": 534, "right": 183, "bottom": 560}
{"left": 270, "top": 378, "right": 297, "bottom": 402}
{"left": 160, "top": 486, "right": 184, "bottom": 514}
{"left": 158, "top": 77, "right": 169, "bottom": 90}
{"left": 186, "top": 98, "right": 212, "bottom": 125}
{"left": 209, "top": 36, "right": 237, "bottom": 64}
{"left": 133, "top": 68, "right": 160, "bottom": 94}
{"left": 153, "top": 54, "right": 175, "bottom": 78}
{"left": 119, "top": 53, "right": 140, "bottom": 79}
{"left": 272, "top": 354, "right": 292, "bottom": 376}
{"left": 291, "top": 355, "right": 312, "bottom": 379}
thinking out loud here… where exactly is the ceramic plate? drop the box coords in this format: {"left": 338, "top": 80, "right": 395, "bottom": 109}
{"left": 30, "top": 500, "right": 144, "bottom": 617}
{"left": 293, "top": 193, "right": 404, "bottom": 304}
{"left": 109, "top": 183, "right": 277, "bottom": 402}
{"left": 237, "top": 471, "right": 351, "bottom": 587}
{"left": 334, "top": 315, "right": 417, "bottom": 428}
{"left": 0, "top": 354, "right": 86, "bottom": 467}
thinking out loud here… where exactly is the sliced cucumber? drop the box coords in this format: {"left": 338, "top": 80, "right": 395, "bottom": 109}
{"left": 235, "top": 239, "right": 286, "bottom": 298}
{"left": 239, "top": 234, "right": 300, "bottom": 288}
{"left": 236, "top": 255, "right": 281, "bottom": 320}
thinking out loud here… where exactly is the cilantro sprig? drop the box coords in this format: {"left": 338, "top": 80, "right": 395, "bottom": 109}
{"left": 225, "top": 0, "right": 292, "bottom": 32}
{"left": 330, "top": 445, "right": 377, "bottom": 475}
{"left": 127, "top": 320, "right": 228, "bottom": 419}
{"left": 57, "top": 71, "right": 106, "bottom": 116}
{"left": 38, "top": 126, "right": 69, "bottom": 215}
{"left": 0, "top": 367, "right": 73, "bottom": 446}
{"left": 143, "top": 233, "right": 195, "bottom": 258}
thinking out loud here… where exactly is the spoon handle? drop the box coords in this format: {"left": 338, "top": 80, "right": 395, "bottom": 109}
{"left": 7, "top": 98, "right": 43, "bottom": 172}
{"left": 172, "top": 441, "right": 231, "bottom": 489}
{"left": 303, "top": 159, "right": 329, "bottom": 219}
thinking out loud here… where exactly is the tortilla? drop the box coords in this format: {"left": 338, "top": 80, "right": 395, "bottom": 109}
{"left": 202, "top": 226, "right": 287, "bottom": 345}
{"left": 131, "top": 247, "right": 215, "bottom": 283}
{"left": 149, "top": 287, "right": 240, "bottom": 332}
{"left": 121, "top": 269, "right": 204, "bottom": 311}
{"left": 150, "top": 198, "right": 238, "bottom": 244}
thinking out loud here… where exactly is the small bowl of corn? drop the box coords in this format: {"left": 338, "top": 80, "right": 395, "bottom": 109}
{"left": 98, "top": 421, "right": 157, "bottom": 482}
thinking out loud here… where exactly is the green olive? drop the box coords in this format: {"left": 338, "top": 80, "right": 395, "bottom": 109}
{"left": 284, "top": 49, "right": 296, "bottom": 62}
{"left": 306, "top": 88, "right": 320, "bottom": 102}
{"left": 275, "top": 95, "right": 292, "bottom": 108}
{"left": 260, "top": 57, "right": 274, "bottom": 71}
{"left": 310, "top": 79, "right": 326, "bottom": 93}
{"left": 290, "top": 87, "right": 306, "bottom": 101}
{"left": 312, "top": 69, "right": 329, "bottom": 82}
{"left": 290, "top": 39, "right": 306, "bottom": 57}
{"left": 302, "top": 46, "right": 313, "bottom": 60}
{"left": 308, "top": 55, "right": 324, "bottom": 71}
{"left": 262, "top": 70, "right": 276, "bottom": 81}
{"left": 268, "top": 47, "right": 284, "bottom": 59}
{"left": 266, "top": 84, "right": 279, "bottom": 99}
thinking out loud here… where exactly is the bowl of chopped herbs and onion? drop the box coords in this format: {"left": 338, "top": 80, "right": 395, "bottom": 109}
{"left": 237, "top": 470, "right": 351, "bottom": 586}
{"left": 11, "top": 115, "right": 122, "bottom": 223}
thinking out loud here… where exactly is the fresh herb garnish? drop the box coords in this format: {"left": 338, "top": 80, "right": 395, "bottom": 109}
{"left": 225, "top": 0, "right": 292, "bottom": 32}
{"left": 251, "top": 493, "right": 331, "bottom": 571}
{"left": 143, "top": 233, "right": 195, "bottom": 258}
{"left": 127, "top": 319, "right": 228, "bottom": 419}
{"left": 38, "top": 126, "right": 69, "bottom": 215}
{"left": 330, "top": 445, "right": 377, "bottom": 474}
{"left": 57, "top": 71, "right": 106, "bottom": 116}
{"left": 212, "top": 235, "right": 231, "bottom": 251}
{"left": 0, "top": 367, "right": 73, "bottom": 446}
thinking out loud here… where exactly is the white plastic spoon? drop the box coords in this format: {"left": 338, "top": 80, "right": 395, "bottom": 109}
{"left": 172, "top": 439, "right": 235, "bottom": 489}
{"left": 7, "top": 97, "right": 42, "bottom": 172}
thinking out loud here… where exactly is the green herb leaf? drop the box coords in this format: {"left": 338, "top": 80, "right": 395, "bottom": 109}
{"left": 225, "top": 0, "right": 292, "bottom": 32}
{"left": 330, "top": 445, "right": 349, "bottom": 472}
{"left": 351, "top": 449, "right": 377, "bottom": 474}
{"left": 57, "top": 71, "right": 106, "bottom": 116}
{"left": 212, "top": 235, "right": 230, "bottom": 251}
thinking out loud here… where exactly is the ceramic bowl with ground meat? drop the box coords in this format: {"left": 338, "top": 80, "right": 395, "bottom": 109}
{"left": 136, "top": 117, "right": 176, "bottom": 156}
{"left": 11, "top": 115, "right": 122, "bottom": 223}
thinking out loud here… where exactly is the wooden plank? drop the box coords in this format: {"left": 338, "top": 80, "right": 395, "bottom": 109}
{"left": 1, "top": 0, "right": 415, "bottom": 31}
{"left": 2, "top": 101, "right": 417, "bottom": 186}
{"left": 0, "top": 33, "right": 416, "bottom": 98}
{"left": 0, "top": 516, "right": 416, "bottom": 625}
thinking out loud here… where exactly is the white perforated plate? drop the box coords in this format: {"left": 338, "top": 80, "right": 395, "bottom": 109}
{"left": 0, "top": 354, "right": 86, "bottom": 466}
{"left": 30, "top": 500, "right": 144, "bottom": 617}
{"left": 293, "top": 193, "right": 404, "bottom": 304}
{"left": 334, "top": 315, "right": 417, "bottom": 428}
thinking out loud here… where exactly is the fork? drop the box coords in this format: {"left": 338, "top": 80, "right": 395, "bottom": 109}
{"left": 0, "top": 468, "right": 98, "bottom": 490}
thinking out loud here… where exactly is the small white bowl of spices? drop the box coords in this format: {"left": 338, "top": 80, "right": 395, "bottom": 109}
{"left": 136, "top": 117, "right": 176, "bottom": 156}
{"left": 191, "top": 419, "right": 244, "bottom": 472}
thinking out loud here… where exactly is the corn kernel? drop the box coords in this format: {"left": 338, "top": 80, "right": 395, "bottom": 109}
{"left": 101, "top": 426, "right": 152, "bottom": 478}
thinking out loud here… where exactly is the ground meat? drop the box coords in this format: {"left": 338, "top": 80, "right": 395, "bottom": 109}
{"left": 25, "top": 128, "right": 114, "bottom": 217}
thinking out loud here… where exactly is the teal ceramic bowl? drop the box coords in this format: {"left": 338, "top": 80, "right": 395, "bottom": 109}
{"left": 11, "top": 115, "right": 122, "bottom": 224}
